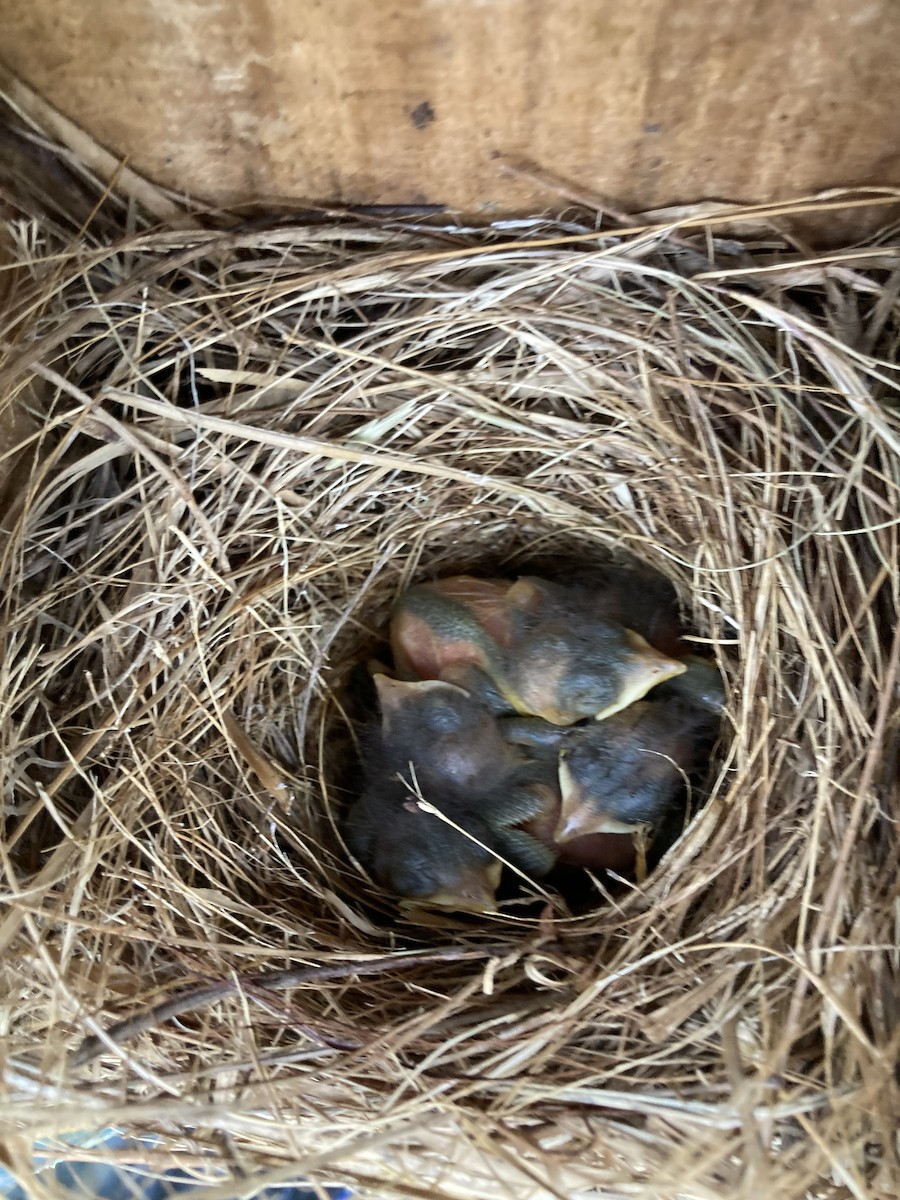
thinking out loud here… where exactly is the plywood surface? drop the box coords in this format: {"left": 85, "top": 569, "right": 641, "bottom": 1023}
{"left": 2, "top": 0, "right": 899, "bottom": 216}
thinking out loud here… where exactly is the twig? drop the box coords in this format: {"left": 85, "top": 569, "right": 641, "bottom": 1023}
{"left": 73, "top": 944, "right": 512, "bottom": 1066}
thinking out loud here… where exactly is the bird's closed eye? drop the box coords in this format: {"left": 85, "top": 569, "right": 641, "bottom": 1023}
{"left": 422, "top": 700, "right": 467, "bottom": 732}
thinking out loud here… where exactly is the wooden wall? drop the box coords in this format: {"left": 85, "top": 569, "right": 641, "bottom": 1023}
{"left": 2, "top": 0, "right": 899, "bottom": 217}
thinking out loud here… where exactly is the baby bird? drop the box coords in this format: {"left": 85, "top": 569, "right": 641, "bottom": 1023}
{"left": 375, "top": 673, "right": 555, "bottom": 875}
{"left": 523, "top": 559, "right": 687, "bottom": 658}
{"left": 554, "top": 698, "right": 717, "bottom": 843}
{"left": 501, "top": 577, "right": 686, "bottom": 723}
{"left": 390, "top": 578, "right": 516, "bottom": 714}
{"left": 343, "top": 781, "right": 502, "bottom": 912}
{"left": 482, "top": 773, "right": 640, "bottom": 878}
{"left": 344, "top": 675, "right": 544, "bottom": 910}
{"left": 491, "top": 717, "right": 642, "bottom": 875}
{"left": 417, "top": 575, "right": 516, "bottom": 646}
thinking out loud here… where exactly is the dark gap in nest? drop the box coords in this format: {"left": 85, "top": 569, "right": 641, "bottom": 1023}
{"left": 324, "top": 546, "right": 727, "bottom": 929}
{"left": 71, "top": 326, "right": 242, "bottom": 412}
{"left": 312, "top": 300, "right": 409, "bottom": 345}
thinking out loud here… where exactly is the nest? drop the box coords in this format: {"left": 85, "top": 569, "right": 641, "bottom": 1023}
{"left": 1, "top": 84, "right": 899, "bottom": 1200}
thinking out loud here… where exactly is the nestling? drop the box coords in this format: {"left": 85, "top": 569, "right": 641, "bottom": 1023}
{"left": 554, "top": 698, "right": 718, "bottom": 843}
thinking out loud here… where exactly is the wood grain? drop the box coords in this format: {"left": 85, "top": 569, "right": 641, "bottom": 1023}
{"left": 1, "top": 0, "right": 899, "bottom": 219}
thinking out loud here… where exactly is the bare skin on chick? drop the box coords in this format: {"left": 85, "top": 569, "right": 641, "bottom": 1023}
{"left": 390, "top": 579, "right": 511, "bottom": 682}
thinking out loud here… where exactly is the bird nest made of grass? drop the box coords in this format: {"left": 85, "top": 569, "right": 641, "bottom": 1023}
{"left": 1, "top": 90, "right": 899, "bottom": 1200}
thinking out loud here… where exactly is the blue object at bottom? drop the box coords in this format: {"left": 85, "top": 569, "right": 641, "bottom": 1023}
{"left": 0, "top": 1131, "right": 351, "bottom": 1200}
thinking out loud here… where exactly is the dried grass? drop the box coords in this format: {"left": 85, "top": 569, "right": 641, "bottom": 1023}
{"left": 1, "top": 88, "right": 899, "bottom": 1200}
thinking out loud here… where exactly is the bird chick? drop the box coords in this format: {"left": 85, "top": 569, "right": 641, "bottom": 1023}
{"left": 525, "top": 559, "right": 687, "bottom": 657}
{"left": 554, "top": 699, "right": 717, "bottom": 842}
{"left": 476, "top": 745, "right": 644, "bottom": 878}
{"left": 344, "top": 675, "right": 538, "bottom": 911}
{"left": 501, "top": 577, "right": 686, "bottom": 723}
{"left": 478, "top": 718, "right": 640, "bottom": 876}
{"left": 375, "top": 676, "right": 577, "bottom": 884}
{"left": 419, "top": 575, "right": 516, "bottom": 645}
{"left": 344, "top": 781, "right": 502, "bottom": 912}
